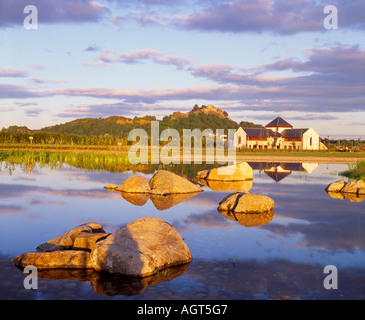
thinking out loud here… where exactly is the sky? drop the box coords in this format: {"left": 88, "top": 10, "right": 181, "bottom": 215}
{"left": 0, "top": 0, "right": 364, "bottom": 139}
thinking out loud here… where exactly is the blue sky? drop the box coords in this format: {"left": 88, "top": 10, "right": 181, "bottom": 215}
{"left": 0, "top": 0, "right": 364, "bottom": 138}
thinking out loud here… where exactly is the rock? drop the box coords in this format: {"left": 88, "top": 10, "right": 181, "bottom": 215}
{"left": 149, "top": 170, "right": 203, "bottom": 195}
{"left": 13, "top": 218, "right": 193, "bottom": 278}
{"left": 90, "top": 217, "right": 193, "bottom": 277}
{"left": 196, "top": 170, "right": 210, "bottom": 179}
{"left": 104, "top": 184, "right": 119, "bottom": 190}
{"left": 205, "top": 162, "right": 253, "bottom": 181}
{"left": 72, "top": 232, "right": 110, "bottom": 251}
{"left": 13, "top": 250, "right": 93, "bottom": 269}
{"left": 218, "top": 192, "right": 274, "bottom": 214}
{"left": 325, "top": 180, "right": 346, "bottom": 192}
{"left": 36, "top": 223, "right": 105, "bottom": 252}
{"left": 117, "top": 175, "right": 151, "bottom": 193}
{"left": 358, "top": 188, "right": 365, "bottom": 195}
{"left": 341, "top": 180, "right": 365, "bottom": 194}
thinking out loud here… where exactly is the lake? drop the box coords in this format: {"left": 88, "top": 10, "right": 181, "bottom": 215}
{"left": 0, "top": 160, "right": 364, "bottom": 300}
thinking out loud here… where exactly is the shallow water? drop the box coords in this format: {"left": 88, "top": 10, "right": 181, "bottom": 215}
{"left": 0, "top": 161, "right": 364, "bottom": 300}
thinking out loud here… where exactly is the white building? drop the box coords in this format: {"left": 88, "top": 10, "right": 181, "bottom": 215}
{"left": 234, "top": 117, "right": 327, "bottom": 150}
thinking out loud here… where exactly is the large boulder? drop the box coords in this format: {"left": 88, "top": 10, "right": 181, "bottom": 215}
{"left": 90, "top": 217, "right": 193, "bottom": 277}
{"left": 325, "top": 180, "right": 346, "bottom": 193}
{"left": 218, "top": 192, "right": 274, "bottom": 214}
{"left": 149, "top": 170, "right": 203, "bottom": 195}
{"left": 13, "top": 218, "right": 193, "bottom": 278}
{"left": 341, "top": 180, "right": 365, "bottom": 194}
{"left": 198, "top": 162, "right": 253, "bottom": 181}
{"left": 117, "top": 175, "right": 151, "bottom": 193}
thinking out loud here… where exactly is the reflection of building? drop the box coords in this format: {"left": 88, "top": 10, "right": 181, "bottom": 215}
{"left": 248, "top": 162, "right": 319, "bottom": 182}
{"left": 234, "top": 117, "right": 327, "bottom": 150}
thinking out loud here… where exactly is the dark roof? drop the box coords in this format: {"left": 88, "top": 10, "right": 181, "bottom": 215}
{"left": 265, "top": 171, "right": 291, "bottom": 183}
{"left": 270, "top": 131, "right": 282, "bottom": 137}
{"left": 241, "top": 128, "right": 273, "bottom": 138}
{"left": 265, "top": 117, "right": 293, "bottom": 128}
{"left": 281, "top": 128, "right": 309, "bottom": 138}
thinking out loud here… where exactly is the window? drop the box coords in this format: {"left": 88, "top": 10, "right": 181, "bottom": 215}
{"left": 310, "top": 137, "right": 312, "bottom": 146}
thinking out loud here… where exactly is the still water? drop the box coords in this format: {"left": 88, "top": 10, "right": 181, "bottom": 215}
{"left": 0, "top": 161, "right": 364, "bottom": 300}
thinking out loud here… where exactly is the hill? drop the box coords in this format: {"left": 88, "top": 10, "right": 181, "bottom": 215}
{"left": 3, "top": 105, "right": 262, "bottom": 138}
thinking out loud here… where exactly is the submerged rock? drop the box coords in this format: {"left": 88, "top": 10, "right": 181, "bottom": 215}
{"left": 149, "top": 170, "right": 203, "bottom": 195}
{"left": 104, "top": 184, "right": 119, "bottom": 191}
{"left": 218, "top": 192, "right": 274, "bottom": 214}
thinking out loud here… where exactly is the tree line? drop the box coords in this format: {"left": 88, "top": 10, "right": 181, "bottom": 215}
{"left": 0, "top": 131, "right": 121, "bottom": 146}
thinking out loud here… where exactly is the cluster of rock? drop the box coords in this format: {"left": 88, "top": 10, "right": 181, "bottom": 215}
{"left": 13, "top": 217, "right": 193, "bottom": 278}
{"left": 104, "top": 170, "right": 204, "bottom": 210}
{"left": 105, "top": 170, "right": 203, "bottom": 195}
{"left": 325, "top": 179, "right": 365, "bottom": 202}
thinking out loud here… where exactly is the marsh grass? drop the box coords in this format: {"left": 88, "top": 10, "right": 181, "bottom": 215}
{"left": 0, "top": 149, "right": 220, "bottom": 178}
{"left": 0, "top": 150, "right": 131, "bottom": 172}
{"left": 340, "top": 161, "right": 365, "bottom": 180}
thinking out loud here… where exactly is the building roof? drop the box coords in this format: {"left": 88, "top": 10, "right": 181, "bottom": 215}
{"left": 265, "top": 117, "right": 293, "bottom": 128}
{"left": 281, "top": 128, "right": 309, "bottom": 138}
{"left": 241, "top": 128, "right": 273, "bottom": 138}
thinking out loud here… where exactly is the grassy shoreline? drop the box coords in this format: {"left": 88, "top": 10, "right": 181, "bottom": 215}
{"left": 1, "top": 145, "right": 365, "bottom": 164}
{"left": 339, "top": 161, "right": 365, "bottom": 180}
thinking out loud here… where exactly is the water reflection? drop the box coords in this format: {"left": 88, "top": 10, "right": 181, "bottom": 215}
{"left": 197, "top": 179, "right": 252, "bottom": 192}
{"left": 249, "top": 162, "right": 319, "bottom": 182}
{"left": 32, "top": 263, "right": 190, "bottom": 296}
{"left": 327, "top": 191, "right": 365, "bottom": 203}
{"left": 117, "top": 191, "right": 202, "bottom": 210}
{"left": 1, "top": 160, "right": 365, "bottom": 300}
{"left": 219, "top": 209, "right": 274, "bottom": 227}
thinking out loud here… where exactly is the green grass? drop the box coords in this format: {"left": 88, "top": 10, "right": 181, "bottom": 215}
{"left": 0, "top": 150, "right": 131, "bottom": 172}
{"left": 340, "top": 161, "right": 365, "bottom": 181}
{"left": 235, "top": 150, "right": 365, "bottom": 157}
